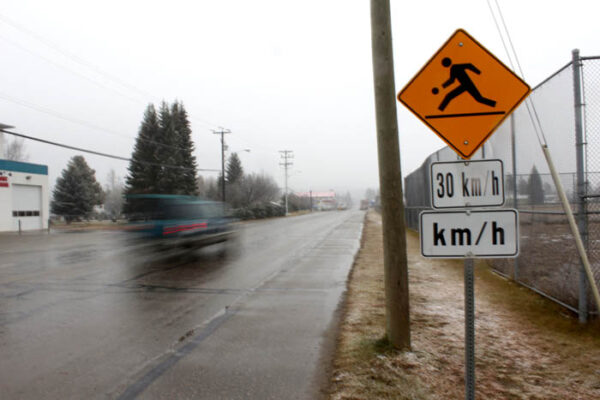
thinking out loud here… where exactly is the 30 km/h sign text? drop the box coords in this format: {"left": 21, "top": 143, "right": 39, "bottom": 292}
{"left": 420, "top": 209, "right": 518, "bottom": 258}
{"left": 431, "top": 160, "right": 504, "bottom": 208}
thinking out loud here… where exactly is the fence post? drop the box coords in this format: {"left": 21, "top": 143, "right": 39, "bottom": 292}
{"left": 511, "top": 115, "right": 519, "bottom": 282}
{"left": 573, "top": 49, "right": 589, "bottom": 323}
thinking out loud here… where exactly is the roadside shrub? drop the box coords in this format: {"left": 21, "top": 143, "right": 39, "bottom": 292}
{"left": 232, "top": 203, "right": 284, "bottom": 220}
{"left": 233, "top": 207, "right": 254, "bottom": 220}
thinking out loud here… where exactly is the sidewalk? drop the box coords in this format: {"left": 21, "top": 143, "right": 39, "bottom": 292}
{"left": 329, "top": 211, "right": 600, "bottom": 399}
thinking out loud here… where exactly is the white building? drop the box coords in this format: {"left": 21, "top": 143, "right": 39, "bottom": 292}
{"left": 295, "top": 191, "right": 337, "bottom": 211}
{"left": 0, "top": 159, "right": 49, "bottom": 232}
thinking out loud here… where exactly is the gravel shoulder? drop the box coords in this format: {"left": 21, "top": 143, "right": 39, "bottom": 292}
{"left": 329, "top": 211, "right": 600, "bottom": 399}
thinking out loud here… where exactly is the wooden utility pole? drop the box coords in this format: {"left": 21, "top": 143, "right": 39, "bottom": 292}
{"left": 279, "top": 150, "right": 293, "bottom": 215}
{"left": 212, "top": 128, "right": 231, "bottom": 202}
{"left": 370, "top": 0, "right": 411, "bottom": 349}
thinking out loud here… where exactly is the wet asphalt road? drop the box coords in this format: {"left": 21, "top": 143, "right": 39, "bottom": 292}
{"left": 0, "top": 210, "right": 364, "bottom": 399}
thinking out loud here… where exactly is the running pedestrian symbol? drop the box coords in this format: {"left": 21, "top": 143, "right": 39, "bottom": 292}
{"left": 398, "top": 29, "right": 530, "bottom": 159}
{"left": 437, "top": 58, "right": 496, "bottom": 111}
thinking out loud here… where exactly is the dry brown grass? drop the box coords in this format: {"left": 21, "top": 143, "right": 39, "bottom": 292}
{"left": 329, "top": 211, "right": 600, "bottom": 400}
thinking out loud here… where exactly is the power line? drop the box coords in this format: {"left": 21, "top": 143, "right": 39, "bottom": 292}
{"left": 0, "top": 12, "right": 155, "bottom": 101}
{"left": 0, "top": 13, "right": 221, "bottom": 131}
{"left": 487, "top": 0, "right": 548, "bottom": 146}
{"left": 0, "top": 13, "right": 285, "bottom": 159}
{"left": 0, "top": 92, "right": 192, "bottom": 152}
{"left": 493, "top": 0, "right": 548, "bottom": 146}
{"left": 0, "top": 128, "right": 220, "bottom": 172}
{"left": 0, "top": 12, "right": 293, "bottom": 166}
{"left": 0, "top": 32, "right": 147, "bottom": 106}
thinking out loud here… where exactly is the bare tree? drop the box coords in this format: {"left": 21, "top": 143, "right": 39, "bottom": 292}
{"left": 237, "top": 173, "right": 280, "bottom": 207}
{"left": 197, "top": 175, "right": 220, "bottom": 200}
{"left": 287, "top": 193, "right": 311, "bottom": 211}
{"left": 4, "top": 137, "right": 28, "bottom": 161}
{"left": 364, "top": 187, "right": 378, "bottom": 202}
{"left": 196, "top": 175, "right": 206, "bottom": 195}
{"left": 104, "top": 169, "right": 124, "bottom": 220}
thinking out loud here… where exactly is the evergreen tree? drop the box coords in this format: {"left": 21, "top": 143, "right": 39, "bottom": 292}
{"left": 517, "top": 177, "right": 528, "bottom": 196}
{"left": 125, "top": 104, "right": 160, "bottom": 195}
{"left": 172, "top": 101, "right": 198, "bottom": 194}
{"left": 528, "top": 166, "right": 545, "bottom": 205}
{"left": 51, "top": 155, "right": 104, "bottom": 222}
{"left": 155, "top": 101, "right": 180, "bottom": 193}
{"left": 125, "top": 101, "right": 198, "bottom": 201}
{"left": 505, "top": 174, "right": 514, "bottom": 194}
{"left": 226, "top": 153, "right": 243, "bottom": 184}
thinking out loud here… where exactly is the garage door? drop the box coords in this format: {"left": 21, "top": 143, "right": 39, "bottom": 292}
{"left": 12, "top": 184, "right": 42, "bottom": 231}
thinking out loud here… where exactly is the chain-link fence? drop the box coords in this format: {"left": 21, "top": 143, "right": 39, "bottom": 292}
{"left": 582, "top": 57, "right": 600, "bottom": 311}
{"left": 404, "top": 52, "right": 600, "bottom": 320}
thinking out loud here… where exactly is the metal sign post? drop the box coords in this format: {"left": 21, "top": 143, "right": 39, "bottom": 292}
{"left": 399, "top": 29, "right": 529, "bottom": 398}
{"left": 419, "top": 166, "right": 518, "bottom": 400}
{"left": 464, "top": 256, "right": 475, "bottom": 400}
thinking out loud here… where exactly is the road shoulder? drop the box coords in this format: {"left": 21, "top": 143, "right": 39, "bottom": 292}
{"left": 329, "top": 210, "right": 600, "bottom": 399}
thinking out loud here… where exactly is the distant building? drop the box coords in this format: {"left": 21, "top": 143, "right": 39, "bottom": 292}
{"left": 360, "top": 199, "right": 369, "bottom": 210}
{"left": 0, "top": 159, "right": 49, "bottom": 232}
{"left": 295, "top": 191, "right": 337, "bottom": 211}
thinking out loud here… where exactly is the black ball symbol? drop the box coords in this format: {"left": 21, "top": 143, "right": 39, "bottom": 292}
{"left": 432, "top": 87, "right": 439, "bottom": 95}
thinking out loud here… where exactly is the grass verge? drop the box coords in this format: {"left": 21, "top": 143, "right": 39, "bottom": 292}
{"left": 328, "top": 211, "right": 600, "bottom": 399}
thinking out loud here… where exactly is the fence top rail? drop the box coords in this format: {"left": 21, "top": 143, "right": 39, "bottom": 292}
{"left": 532, "top": 60, "right": 573, "bottom": 91}
{"left": 530, "top": 56, "right": 599, "bottom": 91}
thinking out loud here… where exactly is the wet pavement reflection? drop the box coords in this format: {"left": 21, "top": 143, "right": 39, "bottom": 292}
{"left": 0, "top": 228, "right": 241, "bottom": 399}
{"left": 0, "top": 211, "right": 364, "bottom": 399}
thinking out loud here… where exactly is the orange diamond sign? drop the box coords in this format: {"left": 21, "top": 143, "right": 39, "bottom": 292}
{"left": 398, "top": 29, "right": 531, "bottom": 159}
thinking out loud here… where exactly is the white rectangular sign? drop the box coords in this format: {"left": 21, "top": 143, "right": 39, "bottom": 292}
{"left": 430, "top": 159, "right": 504, "bottom": 209}
{"left": 420, "top": 209, "right": 518, "bottom": 258}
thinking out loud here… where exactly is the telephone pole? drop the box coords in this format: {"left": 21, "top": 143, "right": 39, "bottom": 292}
{"left": 370, "top": 0, "right": 411, "bottom": 349}
{"left": 212, "top": 128, "right": 231, "bottom": 202}
{"left": 279, "top": 150, "right": 293, "bottom": 215}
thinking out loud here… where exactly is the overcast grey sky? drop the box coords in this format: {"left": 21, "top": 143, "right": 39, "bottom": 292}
{"left": 1, "top": 0, "right": 599, "bottom": 196}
